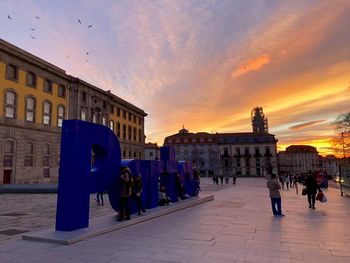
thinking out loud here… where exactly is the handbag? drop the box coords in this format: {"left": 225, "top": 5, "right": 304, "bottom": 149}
{"left": 302, "top": 188, "right": 308, "bottom": 196}
{"left": 321, "top": 193, "right": 327, "bottom": 203}
{"left": 316, "top": 192, "right": 324, "bottom": 201}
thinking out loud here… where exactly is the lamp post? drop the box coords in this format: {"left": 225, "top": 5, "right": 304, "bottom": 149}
{"left": 340, "top": 132, "right": 346, "bottom": 196}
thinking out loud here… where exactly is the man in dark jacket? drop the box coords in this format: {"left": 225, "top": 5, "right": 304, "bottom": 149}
{"left": 117, "top": 166, "right": 132, "bottom": 221}
{"left": 304, "top": 172, "right": 322, "bottom": 209}
{"left": 267, "top": 173, "right": 284, "bottom": 216}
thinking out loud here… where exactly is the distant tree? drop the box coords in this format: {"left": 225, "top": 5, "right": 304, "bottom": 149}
{"left": 332, "top": 112, "right": 350, "bottom": 157}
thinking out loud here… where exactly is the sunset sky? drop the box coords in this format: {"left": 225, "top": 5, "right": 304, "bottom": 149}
{"left": 1, "top": 0, "right": 349, "bottom": 155}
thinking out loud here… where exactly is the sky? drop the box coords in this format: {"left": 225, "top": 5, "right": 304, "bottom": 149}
{"left": 1, "top": 0, "right": 350, "bottom": 156}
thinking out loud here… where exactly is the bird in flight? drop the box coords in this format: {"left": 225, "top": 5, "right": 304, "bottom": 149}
{"left": 35, "top": 16, "right": 40, "bottom": 19}
{"left": 30, "top": 36, "right": 36, "bottom": 39}
{"left": 78, "top": 19, "right": 82, "bottom": 24}
{"left": 88, "top": 24, "right": 92, "bottom": 28}
{"left": 86, "top": 52, "right": 89, "bottom": 55}
{"left": 29, "top": 28, "right": 36, "bottom": 31}
{"left": 7, "top": 15, "right": 11, "bottom": 19}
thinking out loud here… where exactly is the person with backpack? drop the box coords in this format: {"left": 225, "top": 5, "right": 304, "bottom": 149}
{"left": 117, "top": 166, "right": 133, "bottom": 221}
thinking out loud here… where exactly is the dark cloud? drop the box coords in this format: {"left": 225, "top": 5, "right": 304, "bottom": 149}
{"left": 289, "top": 120, "right": 326, "bottom": 130}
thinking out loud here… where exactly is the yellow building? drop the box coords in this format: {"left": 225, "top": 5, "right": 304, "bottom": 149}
{"left": 0, "top": 38, "right": 146, "bottom": 185}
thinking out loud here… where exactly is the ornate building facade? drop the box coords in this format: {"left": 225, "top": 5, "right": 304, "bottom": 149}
{"left": 0, "top": 38, "right": 146, "bottom": 184}
{"left": 164, "top": 107, "right": 278, "bottom": 177}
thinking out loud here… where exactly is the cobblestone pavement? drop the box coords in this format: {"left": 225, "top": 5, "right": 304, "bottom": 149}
{"left": 0, "top": 178, "right": 230, "bottom": 244}
{"left": 1, "top": 178, "right": 350, "bottom": 263}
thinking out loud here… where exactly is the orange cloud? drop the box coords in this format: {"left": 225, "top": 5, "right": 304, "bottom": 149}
{"left": 289, "top": 120, "right": 326, "bottom": 130}
{"left": 231, "top": 54, "right": 270, "bottom": 78}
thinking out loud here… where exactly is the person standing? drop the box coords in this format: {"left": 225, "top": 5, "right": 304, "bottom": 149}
{"left": 117, "top": 166, "right": 132, "bottom": 221}
{"left": 304, "top": 172, "right": 322, "bottom": 209}
{"left": 132, "top": 173, "right": 146, "bottom": 215}
{"left": 266, "top": 173, "right": 284, "bottom": 216}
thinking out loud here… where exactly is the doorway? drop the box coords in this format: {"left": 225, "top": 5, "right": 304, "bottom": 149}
{"left": 3, "top": 170, "right": 12, "bottom": 184}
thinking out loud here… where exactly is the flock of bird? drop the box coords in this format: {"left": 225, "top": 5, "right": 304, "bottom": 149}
{"left": 5, "top": 13, "right": 136, "bottom": 97}
{"left": 7, "top": 14, "right": 93, "bottom": 61}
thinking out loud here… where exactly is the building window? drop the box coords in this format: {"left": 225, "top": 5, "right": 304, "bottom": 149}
{"left": 122, "top": 124, "right": 126, "bottom": 139}
{"left": 134, "top": 151, "right": 137, "bottom": 158}
{"left": 43, "top": 101, "right": 52, "bottom": 125}
{"left": 82, "top": 92, "right": 87, "bottom": 102}
{"left": 133, "top": 127, "right": 137, "bottom": 141}
{"left": 150, "top": 152, "right": 153, "bottom": 157}
{"left": 139, "top": 117, "right": 142, "bottom": 125}
{"left": 5, "top": 90, "right": 17, "bottom": 118}
{"left": 26, "top": 72, "right": 36, "bottom": 87}
{"left": 128, "top": 125, "right": 132, "bottom": 140}
{"left": 92, "top": 113, "right": 97, "bottom": 123}
{"left": 133, "top": 115, "right": 137, "bottom": 123}
{"left": 58, "top": 85, "right": 66, "bottom": 98}
{"left": 43, "top": 79, "right": 52, "bottom": 93}
{"left": 6, "top": 64, "right": 18, "bottom": 81}
{"left": 42, "top": 143, "right": 51, "bottom": 178}
{"left": 110, "top": 105, "right": 114, "bottom": 114}
{"left": 3, "top": 140, "right": 15, "bottom": 167}
{"left": 110, "top": 120, "right": 114, "bottom": 131}
{"left": 129, "top": 151, "right": 132, "bottom": 158}
{"left": 123, "top": 110, "right": 126, "bottom": 119}
{"left": 117, "top": 122, "right": 121, "bottom": 137}
{"left": 123, "top": 151, "right": 126, "bottom": 158}
{"left": 81, "top": 108, "right": 87, "bottom": 121}
{"left": 102, "top": 116, "right": 107, "bottom": 126}
{"left": 117, "top": 108, "right": 120, "bottom": 116}
{"left": 128, "top": 113, "right": 132, "bottom": 121}
{"left": 103, "top": 100, "right": 107, "bottom": 109}
{"left": 138, "top": 129, "right": 142, "bottom": 142}
{"left": 57, "top": 105, "right": 65, "bottom": 127}
{"left": 24, "top": 141, "right": 34, "bottom": 167}
{"left": 25, "top": 96, "right": 36, "bottom": 122}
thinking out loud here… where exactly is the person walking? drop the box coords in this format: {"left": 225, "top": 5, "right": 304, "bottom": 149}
{"left": 266, "top": 172, "right": 284, "bottom": 216}
{"left": 96, "top": 192, "right": 104, "bottom": 206}
{"left": 304, "top": 172, "right": 322, "bottom": 209}
{"left": 285, "top": 175, "right": 290, "bottom": 190}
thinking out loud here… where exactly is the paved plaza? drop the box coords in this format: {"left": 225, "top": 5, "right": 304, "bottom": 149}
{"left": 0, "top": 178, "right": 350, "bottom": 263}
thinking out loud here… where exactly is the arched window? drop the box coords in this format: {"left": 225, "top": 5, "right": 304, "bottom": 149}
{"left": 5, "top": 90, "right": 16, "bottom": 118}
{"left": 92, "top": 112, "right": 97, "bottom": 123}
{"left": 57, "top": 105, "right": 65, "bottom": 127}
{"left": 80, "top": 108, "right": 87, "bottom": 121}
{"left": 43, "top": 101, "right": 52, "bottom": 125}
{"left": 42, "top": 143, "right": 51, "bottom": 178}
{"left": 3, "top": 140, "right": 15, "bottom": 168}
{"left": 24, "top": 141, "right": 34, "bottom": 167}
{"left": 25, "top": 96, "right": 36, "bottom": 122}
{"left": 102, "top": 116, "right": 107, "bottom": 126}
{"left": 109, "top": 120, "right": 114, "bottom": 131}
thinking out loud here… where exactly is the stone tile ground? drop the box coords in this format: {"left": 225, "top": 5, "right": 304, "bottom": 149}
{"left": 0, "top": 178, "right": 349, "bottom": 263}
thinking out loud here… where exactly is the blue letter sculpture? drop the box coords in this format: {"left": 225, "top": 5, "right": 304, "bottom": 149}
{"left": 55, "top": 120, "right": 199, "bottom": 232}
{"left": 56, "top": 120, "right": 121, "bottom": 231}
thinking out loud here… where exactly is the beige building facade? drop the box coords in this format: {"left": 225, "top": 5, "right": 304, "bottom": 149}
{"left": 0, "top": 38, "right": 146, "bottom": 185}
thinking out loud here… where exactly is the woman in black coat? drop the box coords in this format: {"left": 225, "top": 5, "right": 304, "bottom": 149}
{"left": 304, "top": 172, "right": 322, "bottom": 209}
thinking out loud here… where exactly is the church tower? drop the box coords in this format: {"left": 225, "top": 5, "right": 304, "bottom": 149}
{"left": 251, "top": 107, "right": 268, "bottom": 133}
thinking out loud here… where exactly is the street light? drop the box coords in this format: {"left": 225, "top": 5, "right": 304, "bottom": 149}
{"left": 340, "top": 132, "right": 346, "bottom": 196}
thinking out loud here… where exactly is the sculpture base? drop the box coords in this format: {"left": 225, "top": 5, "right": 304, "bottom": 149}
{"left": 22, "top": 194, "right": 214, "bottom": 245}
